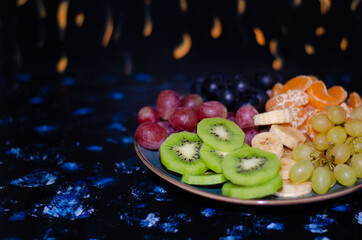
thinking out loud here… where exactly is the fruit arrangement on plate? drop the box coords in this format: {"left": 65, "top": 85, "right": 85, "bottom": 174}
{"left": 135, "top": 73, "right": 362, "bottom": 200}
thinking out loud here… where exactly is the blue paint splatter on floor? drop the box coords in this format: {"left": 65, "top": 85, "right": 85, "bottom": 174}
{"left": 266, "top": 222, "right": 284, "bottom": 231}
{"left": 92, "top": 176, "right": 115, "bottom": 188}
{"left": 314, "top": 237, "right": 331, "bottom": 240}
{"left": 108, "top": 92, "right": 124, "bottom": 100}
{"left": 201, "top": 208, "right": 216, "bottom": 217}
{"left": 87, "top": 145, "right": 103, "bottom": 152}
{"left": 33, "top": 125, "right": 58, "bottom": 133}
{"left": 107, "top": 122, "right": 127, "bottom": 131}
{"left": 62, "top": 77, "right": 76, "bottom": 86}
{"left": 159, "top": 213, "right": 191, "bottom": 233}
{"left": 105, "top": 138, "right": 118, "bottom": 144}
{"left": 8, "top": 211, "right": 26, "bottom": 221}
{"left": 220, "top": 225, "right": 247, "bottom": 240}
{"left": 10, "top": 170, "right": 58, "bottom": 187}
{"left": 5, "top": 148, "right": 22, "bottom": 158}
{"left": 115, "top": 159, "right": 141, "bottom": 174}
{"left": 29, "top": 96, "right": 44, "bottom": 104}
{"left": 355, "top": 212, "right": 362, "bottom": 224}
{"left": 72, "top": 108, "right": 94, "bottom": 116}
{"left": 41, "top": 183, "right": 93, "bottom": 220}
{"left": 133, "top": 73, "right": 153, "bottom": 82}
{"left": 61, "top": 162, "right": 81, "bottom": 171}
{"left": 121, "top": 137, "right": 133, "bottom": 144}
{"left": 153, "top": 186, "right": 166, "bottom": 194}
{"left": 304, "top": 214, "right": 335, "bottom": 233}
{"left": 331, "top": 204, "right": 350, "bottom": 212}
{"left": 140, "top": 213, "right": 160, "bottom": 228}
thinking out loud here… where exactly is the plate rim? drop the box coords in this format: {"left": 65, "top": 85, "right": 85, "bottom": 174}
{"left": 134, "top": 140, "right": 362, "bottom": 206}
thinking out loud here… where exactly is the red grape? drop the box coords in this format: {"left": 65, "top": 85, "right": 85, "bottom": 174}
{"left": 156, "top": 90, "right": 181, "bottom": 120}
{"left": 157, "top": 121, "right": 177, "bottom": 135}
{"left": 180, "top": 94, "right": 203, "bottom": 112}
{"left": 135, "top": 122, "right": 168, "bottom": 150}
{"left": 227, "top": 112, "right": 236, "bottom": 122}
{"left": 137, "top": 106, "right": 159, "bottom": 124}
{"left": 169, "top": 107, "right": 198, "bottom": 132}
{"left": 197, "top": 101, "right": 227, "bottom": 120}
{"left": 243, "top": 127, "right": 259, "bottom": 145}
{"left": 235, "top": 105, "right": 259, "bottom": 129}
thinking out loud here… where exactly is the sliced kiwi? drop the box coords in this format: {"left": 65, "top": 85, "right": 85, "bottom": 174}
{"left": 222, "top": 174, "right": 282, "bottom": 199}
{"left": 222, "top": 147, "right": 281, "bottom": 186}
{"left": 159, "top": 132, "right": 208, "bottom": 175}
{"left": 200, "top": 143, "right": 250, "bottom": 173}
{"left": 197, "top": 117, "right": 245, "bottom": 152}
{"left": 181, "top": 172, "right": 227, "bottom": 185}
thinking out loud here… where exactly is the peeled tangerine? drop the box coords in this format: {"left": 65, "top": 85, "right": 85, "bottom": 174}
{"left": 306, "top": 81, "right": 347, "bottom": 109}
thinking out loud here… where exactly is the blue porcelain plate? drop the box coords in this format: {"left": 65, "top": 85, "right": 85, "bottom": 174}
{"left": 134, "top": 141, "right": 362, "bottom": 206}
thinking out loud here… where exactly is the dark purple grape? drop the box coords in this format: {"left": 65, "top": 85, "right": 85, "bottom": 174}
{"left": 250, "top": 88, "right": 269, "bottom": 112}
{"left": 236, "top": 94, "right": 263, "bottom": 112}
{"left": 201, "top": 75, "right": 223, "bottom": 100}
{"left": 255, "top": 71, "right": 277, "bottom": 90}
{"left": 233, "top": 75, "right": 253, "bottom": 93}
{"left": 191, "top": 77, "right": 204, "bottom": 95}
{"left": 216, "top": 86, "right": 237, "bottom": 111}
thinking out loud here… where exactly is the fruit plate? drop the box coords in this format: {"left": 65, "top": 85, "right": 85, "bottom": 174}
{"left": 134, "top": 140, "right": 362, "bottom": 206}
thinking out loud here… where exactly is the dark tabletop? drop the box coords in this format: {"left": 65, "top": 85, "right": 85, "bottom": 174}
{"left": 0, "top": 0, "right": 362, "bottom": 239}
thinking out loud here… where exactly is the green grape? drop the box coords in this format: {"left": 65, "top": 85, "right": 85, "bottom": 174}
{"left": 334, "top": 164, "right": 357, "bottom": 186}
{"left": 350, "top": 154, "right": 362, "bottom": 178}
{"left": 311, "top": 114, "right": 335, "bottom": 132}
{"left": 292, "top": 144, "right": 314, "bottom": 162}
{"left": 327, "top": 105, "right": 346, "bottom": 124}
{"left": 327, "top": 126, "right": 347, "bottom": 145}
{"left": 350, "top": 105, "right": 362, "bottom": 121}
{"left": 331, "top": 143, "right": 351, "bottom": 164}
{"left": 289, "top": 159, "right": 315, "bottom": 183}
{"left": 312, "top": 167, "right": 332, "bottom": 194}
{"left": 329, "top": 169, "right": 337, "bottom": 188}
{"left": 344, "top": 119, "right": 362, "bottom": 137}
{"left": 313, "top": 132, "right": 330, "bottom": 151}
{"left": 345, "top": 137, "right": 362, "bottom": 155}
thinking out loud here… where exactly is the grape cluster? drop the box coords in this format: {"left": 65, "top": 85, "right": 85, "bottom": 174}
{"left": 191, "top": 71, "right": 279, "bottom": 113}
{"left": 290, "top": 105, "right": 362, "bottom": 194}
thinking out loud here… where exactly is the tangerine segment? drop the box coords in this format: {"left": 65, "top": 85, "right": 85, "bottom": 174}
{"left": 348, "top": 92, "right": 362, "bottom": 109}
{"left": 270, "top": 82, "right": 284, "bottom": 98}
{"left": 309, "top": 75, "right": 319, "bottom": 82}
{"left": 289, "top": 106, "right": 308, "bottom": 128}
{"left": 265, "top": 89, "right": 309, "bottom": 112}
{"left": 327, "top": 86, "right": 347, "bottom": 105}
{"left": 279, "top": 75, "right": 313, "bottom": 94}
{"left": 339, "top": 102, "right": 353, "bottom": 120}
{"left": 306, "top": 81, "right": 340, "bottom": 109}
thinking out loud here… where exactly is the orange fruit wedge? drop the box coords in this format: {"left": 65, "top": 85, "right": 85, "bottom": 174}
{"left": 327, "top": 86, "right": 347, "bottom": 105}
{"left": 279, "top": 75, "right": 313, "bottom": 94}
{"left": 306, "top": 81, "right": 344, "bottom": 109}
{"left": 347, "top": 92, "right": 362, "bottom": 109}
{"left": 270, "top": 82, "right": 284, "bottom": 98}
{"left": 265, "top": 89, "right": 309, "bottom": 112}
{"left": 289, "top": 106, "right": 308, "bottom": 128}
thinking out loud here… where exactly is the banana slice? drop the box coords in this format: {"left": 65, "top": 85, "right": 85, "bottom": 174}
{"left": 275, "top": 179, "right": 312, "bottom": 198}
{"left": 282, "top": 147, "right": 293, "bottom": 159}
{"left": 270, "top": 124, "right": 306, "bottom": 149}
{"left": 251, "top": 132, "right": 284, "bottom": 159}
{"left": 279, "top": 157, "right": 296, "bottom": 180}
{"left": 254, "top": 108, "right": 293, "bottom": 126}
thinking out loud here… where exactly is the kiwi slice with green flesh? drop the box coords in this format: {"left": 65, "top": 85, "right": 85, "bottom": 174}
{"left": 181, "top": 172, "right": 227, "bottom": 185}
{"left": 160, "top": 132, "right": 208, "bottom": 175}
{"left": 200, "top": 143, "right": 250, "bottom": 173}
{"left": 222, "top": 147, "right": 281, "bottom": 186}
{"left": 197, "top": 117, "right": 245, "bottom": 152}
{"left": 222, "top": 174, "right": 282, "bottom": 199}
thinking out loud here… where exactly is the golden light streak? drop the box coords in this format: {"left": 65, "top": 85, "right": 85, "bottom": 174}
{"left": 340, "top": 37, "right": 348, "bottom": 51}
{"left": 173, "top": 33, "right": 192, "bottom": 59}
{"left": 269, "top": 39, "right": 277, "bottom": 57}
{"left": 57, "top": 1, "right": 69, "bottom": 30}
{"left": 102, "top": 11, "right": 114, "bottom": 47}
{"left": 315, "top": 26, "right": 325, "bottom": 36}
{"left": 350, "top": 0, "right": 361, "bottom": 12}
{"left": 17, "top": 0, "right": 28, "bottom": 7}
{"left": 56, "top": 56, "right": 68, "bottom": 73}
{"left": 211, "top": 17, "right": 222, "bottom": 39}
{"left": 305, "top": 44, "right": 315, "bottom": 55}
{"left": 319, "top": 0, "right": 331, "bottom": 15}
{"left": 237, "top": 0, "right": 246, "bottom": 14}
{"left": 36, "top": 0, "right": 46, "bottom": 19}
{"left": 180, "top": 0, "right": 188, "bottom": 12}
{"left": 253, "top": 27, "right": 266, "bottom": 46}
{"left": 143, "top": 16, "right": 152, "bottom": 37}
{"left": 292, "top": 0, "right": 303, "bottom": 7}
{"left": 272, "top": 57, "right": 283, "bottom": 71}
{"left": 75, "top": 13, "right": 85, "bottom": 27}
